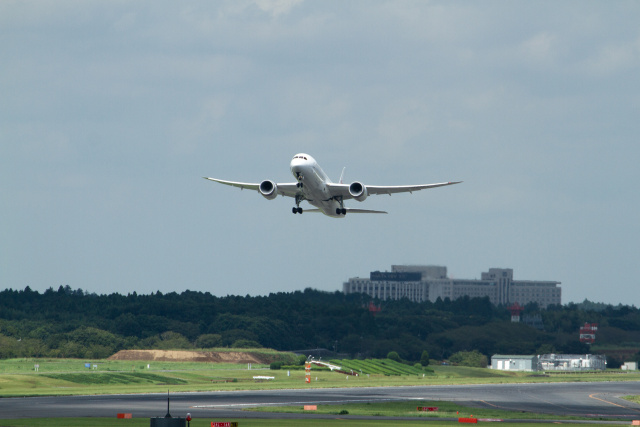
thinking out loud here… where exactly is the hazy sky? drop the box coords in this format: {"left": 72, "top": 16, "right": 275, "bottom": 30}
{"left": 2, "top": 1, "right": 639, "bottom": 305}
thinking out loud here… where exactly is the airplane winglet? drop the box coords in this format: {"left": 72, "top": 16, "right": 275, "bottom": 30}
{"left": 339, "top": 167, "right": 346, "bottom": 184}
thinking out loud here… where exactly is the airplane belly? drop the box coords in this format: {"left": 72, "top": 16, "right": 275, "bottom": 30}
{"left": 304, "top": 186, "right": 343, "bottom": 217}
{"left": 315, "top": 199, "right": 343, "bottom": 218}
{"left": 296, "top": 163, "right": 344, "bottom": 217}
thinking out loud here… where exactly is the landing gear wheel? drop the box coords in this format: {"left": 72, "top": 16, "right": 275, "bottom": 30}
{"left": 292, "top": 207, "right": 298, "bottom": 214}
{"left": 297, "top": 207, "right": 303, "bottom": 214}
{"left": 334, "top": 196, "right": 347, "bottom": 216}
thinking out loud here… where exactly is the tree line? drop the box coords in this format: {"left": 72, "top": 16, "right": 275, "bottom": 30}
{"left": 1, "top": 286, "right": 639, "bottom": 365}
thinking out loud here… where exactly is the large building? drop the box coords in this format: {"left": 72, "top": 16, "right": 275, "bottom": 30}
{"left": 491, "top": 354, "right": 606, "bottom": 371}
{"left": 342, "top": 265, "right": 561, "bottom": 308}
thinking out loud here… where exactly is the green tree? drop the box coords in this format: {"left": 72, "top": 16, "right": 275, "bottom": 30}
{"left": 449, "top": 350, "right": 488, "bottom": 368}
{"left": 153, "top": 331, "right": 193, "bottom": 349}
{"left": 387, "top": 351, "right": 401, "bottom": 362}
{"left": 420, "top": 350, "right": 430, "bottom": 367}
{"left": 195, "top": 334, "right": 222, "bottom": 348}
{"left": 536, "top": 343, "right": 556, "bottom": 354}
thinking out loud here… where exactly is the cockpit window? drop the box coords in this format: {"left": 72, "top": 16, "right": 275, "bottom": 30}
{"left": 293, "top": 155, "right": 308, "bottom": 160}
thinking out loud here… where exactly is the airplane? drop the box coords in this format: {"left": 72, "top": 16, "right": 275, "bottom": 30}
{"left": 204, "top": 153, "right": 461, "bottom": 218}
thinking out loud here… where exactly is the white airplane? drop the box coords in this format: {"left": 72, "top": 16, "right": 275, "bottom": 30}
{"left": 204, "top": 153, "right": 461, "bottom": 218}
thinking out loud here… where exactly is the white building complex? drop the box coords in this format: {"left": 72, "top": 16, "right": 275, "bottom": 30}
{"left": 342, "top": 265, "right": 561, "bottom": 308}
{"left": 491, "top": 354, "right": 606, "bottom": 371}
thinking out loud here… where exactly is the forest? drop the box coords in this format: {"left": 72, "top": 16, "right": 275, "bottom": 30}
{"left": 1, "top": 286, "right": 639, "bottom": 366}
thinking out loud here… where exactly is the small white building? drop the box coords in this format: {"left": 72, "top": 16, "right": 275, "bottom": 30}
{"left": 622, "top": 362, "right": 637, "bottom": 371}
{"left": 491, "top": 355, "right": 539, "bottom": 371}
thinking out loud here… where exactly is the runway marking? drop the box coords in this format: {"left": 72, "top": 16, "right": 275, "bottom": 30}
{"left": 589, "top": 393, "right": 640, "bottom": 413}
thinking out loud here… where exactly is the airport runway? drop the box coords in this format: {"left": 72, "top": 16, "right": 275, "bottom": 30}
{"left": 1, "top": 382, "right": 640, "bottom": 421}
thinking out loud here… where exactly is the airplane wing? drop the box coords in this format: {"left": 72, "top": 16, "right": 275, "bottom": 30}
{"left": 203, "top": 177, "right": 299, "bottom": 198}
{"left": 326, "top": 181, "right": 462, "bottom": 200}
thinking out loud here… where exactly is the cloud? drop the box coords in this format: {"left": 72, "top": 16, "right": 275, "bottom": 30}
{"left": 585, "top": 36, "right": 640, "bottom": 75}
{"left": 254, "top": 0, "right": 303, "bottom": 17}
{"left": 519, "top": 32, "right": 559, "bottom": 65}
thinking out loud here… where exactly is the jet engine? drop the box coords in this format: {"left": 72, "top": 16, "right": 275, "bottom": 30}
{"left": 349, "top": 181, "right": 368, "bottom": 202}
{"left": 259, "top": 180, "right": 278, "bottom": 200}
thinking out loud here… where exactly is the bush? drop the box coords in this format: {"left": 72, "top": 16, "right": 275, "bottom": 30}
{"left": 387, "top": 351, "right": 401, "bottom": 362}
{"left": 231, "top": 339, "right": 262, "bottom": 348}
{"left": 270, "top": 361, "right": 283, "bottom": 370}
{"left": 449, "top": 350, "right": 488, "bottom": 368}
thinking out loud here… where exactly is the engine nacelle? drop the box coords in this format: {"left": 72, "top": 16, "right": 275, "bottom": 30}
{"left": 349, "top": 181, "right": 368, "bottom": 202}
{"left": 259, "top": 180, "right": 278, "bottom": 200}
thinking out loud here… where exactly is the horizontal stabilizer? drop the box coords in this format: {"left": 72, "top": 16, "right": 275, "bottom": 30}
{"left": 346, "top": 208, "right": 388, "bottom": 214}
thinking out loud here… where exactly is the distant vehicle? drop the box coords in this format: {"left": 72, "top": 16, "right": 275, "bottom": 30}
{"left": 204, "top": 153, "right": 461, "bottom": 218}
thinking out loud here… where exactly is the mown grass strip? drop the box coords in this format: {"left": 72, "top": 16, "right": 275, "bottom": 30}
{"left": 42, "top": 372, "right": 188, "bottom": 385}
{"left": 245, "top": 399, "right": 606, "bottom": 421}
{"left": 332, "top": 358, "right": 429, "bottom": 376}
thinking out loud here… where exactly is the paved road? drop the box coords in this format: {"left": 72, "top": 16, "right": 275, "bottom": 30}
{"left": 1, "top": 382, "right": 640, "bottom": 421}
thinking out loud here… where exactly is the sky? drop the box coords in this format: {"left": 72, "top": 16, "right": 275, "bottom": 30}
{"left": 2, "top": 1, "right": 639, "bottom": 306}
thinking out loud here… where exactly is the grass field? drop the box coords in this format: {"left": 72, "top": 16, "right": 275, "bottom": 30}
{"left": 624, "top": 395, "right": 640, "bottom": 404}
{"left": 1, "top": 357, "right": 639, "bottom": 426}
{"left": 1, "top": 357, "right": 640, "bottom": 397}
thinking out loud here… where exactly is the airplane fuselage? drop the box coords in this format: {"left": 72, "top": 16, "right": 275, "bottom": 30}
{"left": 290, "top": 154, "right": 344, "bottom": 218}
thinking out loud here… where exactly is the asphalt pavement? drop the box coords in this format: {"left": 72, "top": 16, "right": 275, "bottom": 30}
{"left": 1, "top": 382, "right": 640, "bottom": 422}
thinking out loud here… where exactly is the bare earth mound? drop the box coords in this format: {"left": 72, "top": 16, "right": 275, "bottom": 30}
{"left": 108, "top": 350, "right": 267, "bottom": 364}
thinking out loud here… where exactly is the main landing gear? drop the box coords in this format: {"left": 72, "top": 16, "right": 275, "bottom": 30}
{"left": 292, "top": 194, "right": 303, "bottom": 214}
{"left": 335, "top": 197, "right": 347, "bottom": 216}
